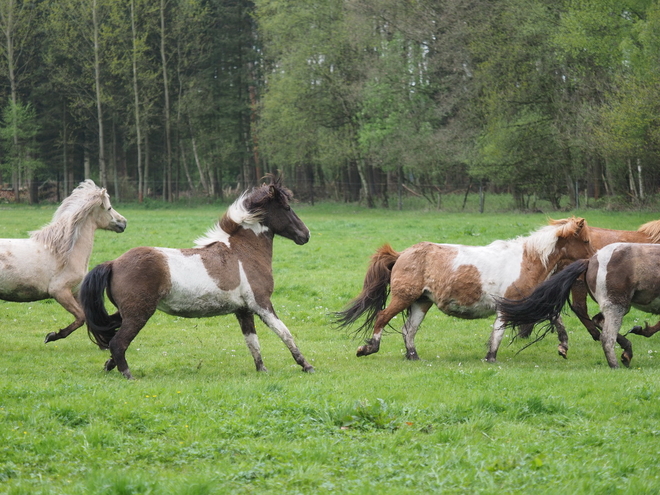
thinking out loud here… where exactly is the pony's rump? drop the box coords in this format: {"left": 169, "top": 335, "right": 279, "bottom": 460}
{"left": 496, "top": 258, "right": 590, "bottom": 331}
{"left": 79, "top": 262, "right": 122, "bottom": 349}
{"left": 334, "top": 244, "right": 400, "bottom": 335}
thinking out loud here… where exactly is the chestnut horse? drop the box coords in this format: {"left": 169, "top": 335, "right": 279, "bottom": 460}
{"left": 497, "top": 242, "right": 660, "bottom": 368}
{"left": 0, "top": 180, "right": 126, "bottom": 342}
{"left": 517, "top": 218, "right": 660, "bottom": 362}
{"left": 79, "top": 177, "right": 314, "bottom": 379}
{"left": 334, "top": 217, "right": 594, "bottom": 363}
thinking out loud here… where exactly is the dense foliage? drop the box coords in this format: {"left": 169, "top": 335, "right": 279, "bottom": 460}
{"left": 1, "top": 0, "right": 659, "bottom": 207}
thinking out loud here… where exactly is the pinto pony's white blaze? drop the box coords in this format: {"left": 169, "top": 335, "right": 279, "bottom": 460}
{"left": 79, "top": 176, "right": 313, "bottom": 379}
{"left": 0, "top": 180, "right": 126, "bottom": 342}
{"left": 497, "top": 242, "right": 660, "bottom": 368}
{"left": 334, "top": 217, "right": 594, "bottom": 363}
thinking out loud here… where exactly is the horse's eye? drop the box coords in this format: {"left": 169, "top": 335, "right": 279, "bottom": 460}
{"left": 284, "top": 205, "right": 291, "bottom": 211}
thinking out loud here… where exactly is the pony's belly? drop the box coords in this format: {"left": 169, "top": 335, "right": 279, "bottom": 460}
{"left": 632, "top": 297, "right": 660, "bottom": 315}
{"left": 440, "top": 301, "right": 495, "bottom": 319}
{"left": 157, "top": 288, "right": 243, "bottom": 318}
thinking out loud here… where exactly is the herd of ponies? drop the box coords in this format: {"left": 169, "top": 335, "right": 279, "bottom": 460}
{"left": 2, "top": 177, "right": 660, "bottom": 378}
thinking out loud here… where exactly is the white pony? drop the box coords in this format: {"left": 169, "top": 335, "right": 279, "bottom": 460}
{"left": 0, "top": 180, "right": 127, "bottom": 342}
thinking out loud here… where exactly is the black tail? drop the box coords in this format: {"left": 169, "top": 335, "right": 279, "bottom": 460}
{"left": 496, "top": 259, "right": 590, "bottom": 332}
{"left": 79, "top": 262, "right": 122, "bottom": 349}
{"left": 333, "top": 244, "right": 400, "bottom": 337}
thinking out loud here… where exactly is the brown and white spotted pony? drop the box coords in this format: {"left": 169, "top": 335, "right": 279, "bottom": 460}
{"left": 79, "top": 177, "right": 313, "bottom": 379}
{"left": 497, "top": 242, "right": 660, "bottom": 368}
{"left": 0, "top": 180, "right": 126, "bottom": 342}
{"left": 334, "top": 217, "right": 594, "bottom": 363}
{"left": 519, "top": 219, "right": 660, "bottom": 363}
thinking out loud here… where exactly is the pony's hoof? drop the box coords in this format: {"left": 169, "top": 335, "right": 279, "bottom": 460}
{"left": 122, "top": 370, "right": 135, "bottom": 380}
{"left": 558, "top": 345, "right": 568, "bottom": 359}
{"left": 484, "top": 354, "right": 497, "bottom": 363}
{"left": 104, "top": 358, "right": 117, "bottom": 372}
{"left": 303, "top": 365, "right": 315, "bottom": 373}
{"left": 405, "top": 352, "right": 420, "bottom": 361}
{"left": 356, "top": 346, "right": 367, "bottom": 357}
{"left": 44, "top": 332, "right": 58, "bottom": 343}
{"left": 621, "top": 351, "right": 632, "bottom": 368}
{"left": 629, "top": 325, "right": 644, "bottom": 336}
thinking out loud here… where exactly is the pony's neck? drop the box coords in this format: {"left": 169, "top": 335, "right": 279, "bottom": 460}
{"left": 66, "top": 220, "right": 98, "bottom": 270}
{"left": 232, "top": 225, "right": 274, "bottom": 256}
{"left": 518, "top": 242, "right": 562, "bottom": 285}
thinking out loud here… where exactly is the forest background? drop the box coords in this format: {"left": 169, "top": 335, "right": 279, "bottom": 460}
{"left": 0, "top": 0, "right": 659, "bottom": 210}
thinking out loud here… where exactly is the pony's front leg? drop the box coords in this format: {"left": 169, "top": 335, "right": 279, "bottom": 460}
{"left": 258, "top": 307, "right": 314, "bottom": 373}
{"left": 44, "top": 289, "right": 85, "bottom": 343}
{"left": 629, "top": 320, "right": 660, "bottom": 338}
{"left": 484, "top": 314, "right": 507, "bottom": 363}
{"left": 236, "top": 310, "right": 267, "bottom": 372}
{"left": 402, "top": 300, "right": 432, "bottom": 360}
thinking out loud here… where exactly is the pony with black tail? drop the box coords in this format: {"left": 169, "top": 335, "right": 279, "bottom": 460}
{"left": 335, "top": 217, "right": 595, "bottom": 363}
{"left": 494, "top": 242, "right": 660, "bottom": 368}
{"left": 79, "top": 175, "right": 314, "bottom": 379}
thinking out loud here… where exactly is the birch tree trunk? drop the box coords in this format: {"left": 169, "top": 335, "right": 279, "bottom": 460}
{"left": 92, "top": 0, "right": 107, "bottom": 188}
{"left": 160, "top": 0, "right": 173, "bottom": 202}
{"left": 130, "top": 0, "right": 143, "bottom": 202}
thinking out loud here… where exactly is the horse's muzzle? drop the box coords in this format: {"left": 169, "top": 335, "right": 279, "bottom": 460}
{"left": 294, "top": 230, "right": 311, "bottom": 245}
{"left": 111, "top": 220, "right": 127, "bottom": 233}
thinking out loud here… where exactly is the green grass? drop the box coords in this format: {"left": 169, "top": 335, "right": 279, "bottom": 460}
{"left": 2, "top": 202, "right": 660, "bottom": 494}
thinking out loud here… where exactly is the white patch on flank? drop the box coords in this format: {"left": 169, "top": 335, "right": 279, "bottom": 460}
{"left": 194, "top": 192, "right": 269, "bottom": 248}
{"left": 156, "top": 248, "right": 251, "bottom": 317}
{"left": 450, "top": 240, "right": 525, "bottom": 304}
{"left": 593, "top": 243, "right": 618, "bottom": 305}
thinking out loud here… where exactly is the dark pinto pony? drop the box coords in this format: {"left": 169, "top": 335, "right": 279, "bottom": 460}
{"left": 79, "top": 176, "right": 314, "bottom": 379}
{"left": 334, "top": 217, "right": 594, "bottom": 363}
{"left": 518, "top": 218, "right": 660, "bottom": 361}
{"left": 497, "top": 242, "right": 660, "bottom": 368}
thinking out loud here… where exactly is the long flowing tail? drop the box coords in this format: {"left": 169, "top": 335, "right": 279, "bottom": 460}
{"left": 333, "top": 244, "right": 400, "bottom": 336}
{"left": 79, "top": 262, "right": 122, "bottom": 349}
{"left": 496, "top": 259, "right": 590, "bottom": 332}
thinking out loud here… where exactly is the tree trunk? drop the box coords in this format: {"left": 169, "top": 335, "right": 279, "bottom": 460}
{"left": 160, "top": 0, "right": 172, "bottom": 202}
{"left": 92, "top": 0, "right": 107, "bottom": 188}
{"left": 130, "top": 0, "right": 143, "bottom": 202}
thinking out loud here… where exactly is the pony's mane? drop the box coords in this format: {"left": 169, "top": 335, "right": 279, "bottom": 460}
{"left": 521, "top": 217, "right": 588, "bottom": 267}
{"left": 30, "top": 180, "right": 109, "bottom": 263}
{"left": 638, "top": 219, "right": 660, "bottom": 243}
{"left": 194, "top": 176, "right": 292, "bottom": 247}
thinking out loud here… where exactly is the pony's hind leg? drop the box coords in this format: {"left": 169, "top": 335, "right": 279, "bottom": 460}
{"left": 554, "top": 316, "right": 569, "bottom": 359}
{"left": 257, "top": 306, "right": 314, "bottom": 373}
{"left": 599, "top": 306, "right": 625, "bottom": 369}
{"left": 402, "top": 300, "right": 433, "bottom": 360}
{"left": 44, "top": 289, "right": 85, "bottom": 343}
{"left": 357, "top": 296, "right": 412, "bottom": 357}
{"left": 236, "top": 310, "right": 267, "bottom": 372}
{"left": 106, "top": 313, "right": 154, "bottom": 379}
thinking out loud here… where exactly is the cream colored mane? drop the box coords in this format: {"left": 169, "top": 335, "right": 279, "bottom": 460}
{"left": 522, "top": 217, "right": 587, "bottom": 268}
{"left": 30, "top": 180, "right": 109, "bottom": 264}
{"left": 638, "top": 219, "right": 660, "bottom": 243}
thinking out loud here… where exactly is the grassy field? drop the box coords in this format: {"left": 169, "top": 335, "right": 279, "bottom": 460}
{"left": 1, "top": 200, "right": 660, "bottom": 494}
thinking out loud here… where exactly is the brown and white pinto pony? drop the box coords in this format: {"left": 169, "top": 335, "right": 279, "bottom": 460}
{"left": 334, "top": 217, "right": 594, "bottom": 363}
{"left": 79, "top": 177, "right": 314, "bottom": 379}
{"left": 517, "top": 218, "right": 660, "bottom": 362}
{"left": 0, "top": 180, "right": 126, "bottom": 342}
{"left": 497, "top": 242, "right": 660, "bottom": 368}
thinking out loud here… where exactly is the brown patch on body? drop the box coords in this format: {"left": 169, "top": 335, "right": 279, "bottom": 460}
{"left": 391, "top": 243, "right": 485, "bottom": 317}
{"left": 109, "top": 246, "right": 172, "bottom": 310}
